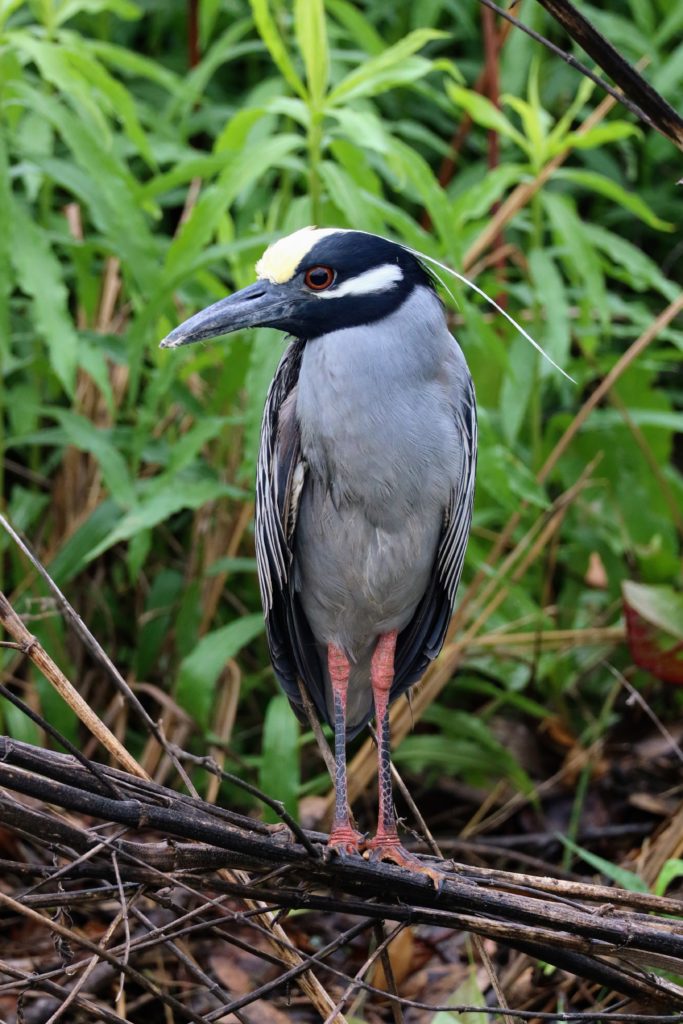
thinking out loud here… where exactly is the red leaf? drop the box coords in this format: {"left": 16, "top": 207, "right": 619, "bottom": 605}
{"left": 622, "top": 582, "right": 683, "bottom": 686}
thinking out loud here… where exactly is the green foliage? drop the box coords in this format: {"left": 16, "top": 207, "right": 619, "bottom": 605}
{"left": 176, "top": 612, "right": 264, "bottom": 728}
{"left": 0, "top": 0, "right": 681, "bottom": 820}
{"left": 655, "top": 859, "right": 683, "bottom": 897}
{"left": 557, "top": 835, "right": 649, "bottom": 892}
{"left": 258, "top": 693, "right": 300, "bottom": 821}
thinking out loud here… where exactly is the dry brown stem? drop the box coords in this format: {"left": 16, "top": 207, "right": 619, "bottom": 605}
{"left": 0, "top": 590, "right": 147, "bottom": 780}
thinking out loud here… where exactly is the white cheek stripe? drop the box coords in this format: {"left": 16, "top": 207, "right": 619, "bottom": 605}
{"left": 317, "top": 263, "right": 403, "bottom": 299}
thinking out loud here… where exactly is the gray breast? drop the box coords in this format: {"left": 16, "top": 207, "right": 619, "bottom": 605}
{"left": 293, "top": 286, "right": 470, "bottom": 727}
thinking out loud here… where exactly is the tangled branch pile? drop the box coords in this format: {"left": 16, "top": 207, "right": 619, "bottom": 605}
{"left": 1, "top": 731, "right": 683, "bottom": 1023}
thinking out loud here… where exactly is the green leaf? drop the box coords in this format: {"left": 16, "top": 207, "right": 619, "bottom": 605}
{"left": 139, "top": 152, "right": 239, "bottom": 202}
{"left": 542, "top": 192, "right": 606, "bottom": 323}
{"left": 206, "top": 556, "right": 258, "bottom": 576}
{"left": 318, "top": 161, "right": 384, "bottom": 231}
{"left": 243, "top": 328, "right": 286, "bottom": 476}
{"left": 555, "top": 169, "right": 673, "bottom": 231}
{"left": 478, "top": 442, "right": 549, "bottom": 510}
{"left": 326, "top": 0, "right": 384, "bottom": 55}
{"left": 250, "top": 0, "right": 306, "bottom": 98}
{"left": 87, "top": 477, "right": 244, "bottom": 562}
{"left": 173, "top": 18, "right": 255, "bottom": 117}
{"left": 447, "top": 83, "right": 526, "bottom": 149}
{"left": 622, "top": 582, "right": 683, "bottom": 642}
{"left": 136, "top": 569, "right": 185, "bottom": 681}
{"left": 63, "top": 43, "right": 154, "bottom": 166}
{"left": 528, "top": 248, "right": 570, "bottom": 375}
{"left": 499, "top": 334, "right": 537, "bottom": 447}
{"left": 581, "top": 223, "right": 679, "bottom": 300}
{"left": 176, "top": 613, "right": 264, "bottom": 728}
{"left": 580, "top": 409, "right": 683, "bottom": 432}
{"left": 10, "top": 34, "right": 110, "bottom": 141}
{"left": 199, "top": 0, "right": 222, "bottom": 48}
{"left": 8, "top": 197, "right": 78, "bottom": 394}
{"left": 546, "top": 76, "right": 595, "bottom": 149}
{"left": 13, "top": 83, "right": 157, "bottom": 292}
{"left": 654, "top": 859, "right": 683, "bottom": 897}
{"left": 55, "top": 0, "right": 140, "bottom": 25}
{"left": 328, "top": 28, "right": 445, "bottom": 105}
{"left": 259, "top": 693, "right": 300, "bottom": 821}
{"left": 397, "top": 709, "right": 532, "bottom": 793}
{"left": 0, "top": 0, "right": 25, "bottom": 31}
{"left": 382, "top": 135, "right": 455, "bottom": 249}
{"left": 655, "top": 5, "right": 683, "bottom": 48}
{"left": 562, "top": 121, "right": 640, "bottom": 151}
{"left": 294, "top": 0, "right": 328, "bottom": 107}
{"left": 432, "top": 967, "right": 487, "bottom": 1024}
{"left": 54, "top": 411, "right": 135, "bottom": 507}
{"left": 214, "top": 106, "right": 269, "bottom": 153}
{"left": 557, "top": 836, "right": 649, "bottom": 892}
{"left": 77, "top": 336, "right": 115, "bottom": 415}
{"left": 7, "top": 485, "right": 49, "bottom": 536}
{"left": 165, "top": 417, "right": 230, "bottom": 476}
{"left": 2, "top": 699, "right": 41, "bottom": 746}
{"left": 49, "top": 500, "right": 121, "bottom": 585}
{"left": 451, "top": 164, "right": 525, "bottom": 226}
{"left": 504, "top": 91, "right": 549, "bottom": 163}
{"left": 328, "top": 107, "right": 391, "bottom": 154}
{"left": 0, "top": 131, "right": 11, "bottom": 370}
{"left": 165, "top": 135, "right": 302, "bottom": 279}
{"left": 88, "top": 39, "right": 182, "bottom": 95}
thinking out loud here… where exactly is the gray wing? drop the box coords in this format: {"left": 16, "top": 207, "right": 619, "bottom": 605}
{"left": 392, "top": 371, "right": 477, "bottom": 695}
{"left": 255, "top": 339, "right": 327, "bottom": 722}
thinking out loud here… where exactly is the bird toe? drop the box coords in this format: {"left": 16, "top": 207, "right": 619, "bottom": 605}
{"left": 326, "top": 825, "right": 367, "bottom": 859}
{"left": 365, "top": 838, "right": 444, "bottom": 889}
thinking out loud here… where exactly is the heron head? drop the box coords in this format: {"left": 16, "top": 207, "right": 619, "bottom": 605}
{"left": 159, "top": 226, "right": 435, "bottom": 349}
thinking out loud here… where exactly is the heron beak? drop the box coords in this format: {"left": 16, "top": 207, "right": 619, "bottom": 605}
{"left": 159, "top": 279, "right": 294, "bottom": 349}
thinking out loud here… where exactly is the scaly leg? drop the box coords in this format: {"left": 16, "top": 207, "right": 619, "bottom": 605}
{"left": 366, "top": 631, "right": 443, "bottom": 886}
{"left": 327, "top": 643, "right": 365, "bottom": 856}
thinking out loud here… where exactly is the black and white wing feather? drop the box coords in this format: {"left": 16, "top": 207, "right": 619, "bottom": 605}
{"left": 255, "top": 339, "right": 327, "bottom": 722}
{"left": 393, "top": 371, "right": 477, "bottom": 696}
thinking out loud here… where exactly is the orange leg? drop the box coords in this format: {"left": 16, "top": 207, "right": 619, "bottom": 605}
{"left": 326, "top": 644, "right": 365, "bottom": 856}
{"left": 366, "top": 631, "right": 443, "bottom": 886}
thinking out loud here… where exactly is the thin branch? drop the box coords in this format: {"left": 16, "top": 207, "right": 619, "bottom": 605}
{"left": 533, "top": 0, "right": 683, "bottom": 147}
{"left": 0, "top": 589, "right": 146, "bottom": 779}
{"left": 0, "top": 512, "right": 196, "bottom": 793}
{"left": 478, "top": 0, "right": 659, "bottom": 135}
{"left": 0, "top": 680, "right": 121, "bottom": 799}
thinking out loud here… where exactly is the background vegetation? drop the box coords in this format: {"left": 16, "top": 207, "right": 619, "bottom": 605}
{"left": 1, "top": 0, "right": 682, "bottom": 896}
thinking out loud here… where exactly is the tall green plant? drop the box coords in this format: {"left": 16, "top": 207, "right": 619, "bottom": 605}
{"left": 1, "top": 0, "right": 681, "bottom": 798}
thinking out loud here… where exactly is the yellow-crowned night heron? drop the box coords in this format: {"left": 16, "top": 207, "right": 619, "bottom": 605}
{"left": 160, "top": 227, "right": 477, "bottom": 877}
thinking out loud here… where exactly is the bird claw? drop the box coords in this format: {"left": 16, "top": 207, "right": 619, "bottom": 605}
{"left": 326, "top": 824, "right": 367, "bottom": 859}
{"left": 365, "top": 837, "right": 445, "bottom": 890}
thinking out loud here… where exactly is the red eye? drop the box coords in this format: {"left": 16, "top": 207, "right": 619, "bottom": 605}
{"left": 304, "top": 265, "right": 335, "bottom": 290}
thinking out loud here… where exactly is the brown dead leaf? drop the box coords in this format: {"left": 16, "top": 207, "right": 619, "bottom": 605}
{"left": 209, "top": 953, "right": 291, "bottom": 1024}
{"left": 561, "top": 744, "right": 609, "bottom": 787}
{"left": 629, "top": 792, "right": 680, "bottom": 817}
{"left": 370, "top": 926, "right": 415, "bottom": 990}
{"left": 585, "top": 551, "right": 608, "bottom": 589}
{"left": 402, "top": 962, "right": 470, "bottom": 1022}
{"left": 542, "top": 716, "right": 577, "bottom": 750}
{"left": 638, "top": 800, "right": 683, "bottom": 887}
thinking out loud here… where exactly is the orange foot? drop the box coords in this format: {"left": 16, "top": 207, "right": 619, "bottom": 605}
{"left": 365, "top": 836, "right": 444, "bottom": 889}
{"left": 327, "top": 824, "right": 366, "bottom": 858}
